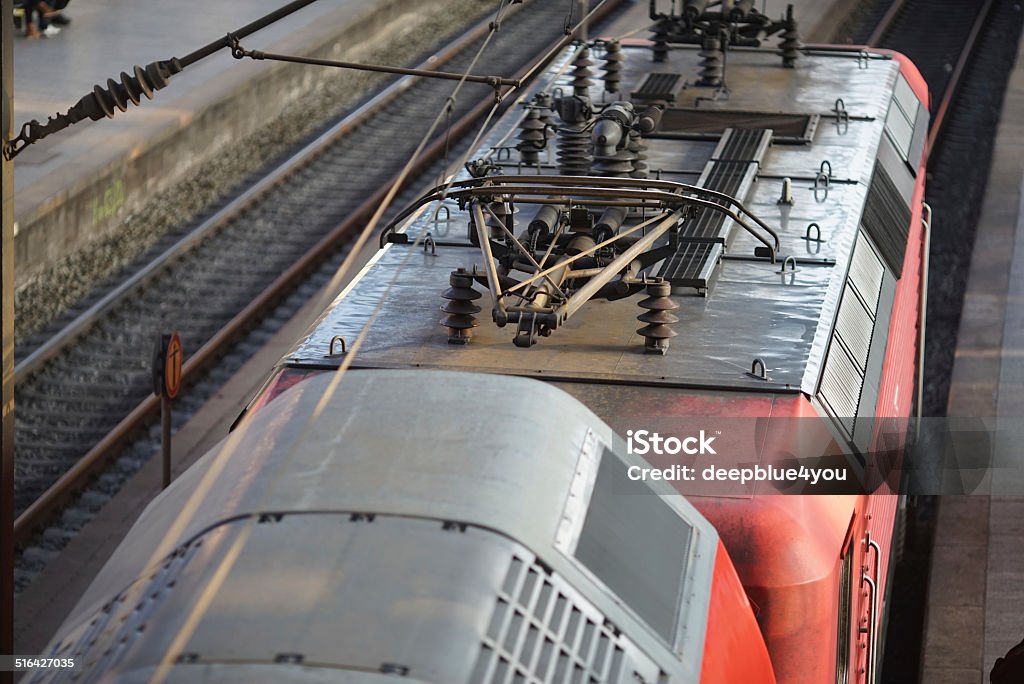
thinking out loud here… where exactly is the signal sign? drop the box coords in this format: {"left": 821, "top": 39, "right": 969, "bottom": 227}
{"left": 153, "top": 332, "right": 183, "bottom": 399}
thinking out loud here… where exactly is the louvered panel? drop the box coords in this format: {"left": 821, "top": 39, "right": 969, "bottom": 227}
{"left": 658, "top": 127, "right": 769, "bottom": 291}
{"left": 631, "top": 72, "right": 684, "bottom": 104}
{"left": 861, "top": 163, "right": 911, "bottom": 277}
{"left": 848, "top": 232, "right": 884, "bottom": 314}
{"left": 32, "top": 541, "right": 204, "bottom": 684}
{"left": 835, "top": 283, "right": 874, "bottom": 374}
{"left": 819, "top": 342, "right": 863, "bottom": 436}
{"left": 474, "top": 556, "right": 628, "bottom": 684}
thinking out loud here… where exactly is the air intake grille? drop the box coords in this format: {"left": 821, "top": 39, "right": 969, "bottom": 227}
{"left": 631, "top": 72, "right": 684, "bottom": 104}
{"left": 30, "top": 541, "right": 202, "bottom": 683}
{"left": 658, "top": 128, "right": 770, "bottom": 292}
{"left": 861, "top": 162, "right": 911, "bottom": 277}
{"left": 472, "top": 557, "right": 626, "bottom": 683}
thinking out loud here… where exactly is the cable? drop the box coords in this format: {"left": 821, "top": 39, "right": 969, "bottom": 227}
{"left": 3, "top": 0, "right": 323, "bottom": 160}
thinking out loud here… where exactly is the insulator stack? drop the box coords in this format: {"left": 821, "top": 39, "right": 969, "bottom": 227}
{"left": 603, "top": 41, "right": 624, "bottom": 94}
{"left": 636, "top": 280, "right": 679, "bottom": 354}
{"left": 556, "top": 125, "right": 594, "bottom": 175}
{"left": 627, "top": 130, "right": 649, "bottom": 178}
{"left": 80, "top": 60, "right": 181, "bottom": 120}
{"left": 7, "top": 59, "right": 183, "bottom": 157}
{"left": 441, "top": 269, "right": 482, "bottom": 345}
{"left": 592, "top": 148, "right": 636, "bottom": 177}
{"left": 516, "top": 108, "right": 547, "bottom": 165}
{"left": 485, "top": 202, "right": 513, "bottom": 238}
{"left": 779, "top": 5, "right": 802, "bottom": 68}
{"left": 652, "top": 24, "right": 669, "bottom": 63}
{"left": 534, "top": 92, "right": 557, "bottom": 130}
{"left": 698, "top": 37, "right": 724, "bottom": 86}
{"left": 571, "top": 47, "right": 597, "bottom": 97}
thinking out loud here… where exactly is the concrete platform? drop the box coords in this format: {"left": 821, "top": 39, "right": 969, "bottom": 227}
{"left": 922, "top": 33, "right": 1024, "bottom": 684}
{"left": 8, "top": 0, "right": 461, "bottom": 287}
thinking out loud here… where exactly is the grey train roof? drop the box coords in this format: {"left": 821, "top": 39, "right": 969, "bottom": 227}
{"left": 37, "top": 371, "right": 718, "bottom": 683}
{"left": 286, "top": 43, "right": 923, "bottom": 400}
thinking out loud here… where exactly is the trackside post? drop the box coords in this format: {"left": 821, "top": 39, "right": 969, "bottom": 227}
{"left": 153, "top": 333, "right": 182, "bottom": 489}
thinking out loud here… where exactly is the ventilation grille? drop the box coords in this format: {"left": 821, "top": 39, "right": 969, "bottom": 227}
{"left": 846, "top": 233, "right": 884, "bottom": 312}
{"left": 818, "top": 233, "right": 884, "bottom": 436}
{"left": 472, "top": 557, "right": 626, "bottom": 683}
{"left": 31, "top": 541, "right": 203, "bottom": 684}
{"left": 835, "top": 284, "right": 873, "bottom": 373}
{"left": 861, "top": 162, "right": 911, "bottom": 277}
{"left": 631, "top": 72, "right": 685, "bottom": 104}
{"left": 658, "top": 128, "right": 770, "bottom": 291}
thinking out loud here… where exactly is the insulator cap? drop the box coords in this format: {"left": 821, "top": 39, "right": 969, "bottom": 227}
{"left": 517, "top": 108, "right": 548, "bottom": 164}
{"left": 441, "top": 270, "right": 482, "bottom": 344}
{"left": 556, "top": 125, "right": 594, "bottom": 176}
{"left": 698, "top": 38, "right": 723, "bottom": 87}
{"left": 637, "top": 280, "right": 679, "bottom": 353}
{"left": 628, "top": 131, "right": 649, "bottom": 178}
{"left": 83, "top": 59, "right": 181, "bottom": 121}
{"left": 603, "top": 41, "right": 624, "bottom": 94}
{"left": 572, "top": 47, "right": 596, "bottom": 96}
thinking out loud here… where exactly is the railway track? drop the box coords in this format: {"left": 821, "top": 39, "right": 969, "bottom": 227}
{"left": 11, "top": 0, "right": 626, "bottom": 549}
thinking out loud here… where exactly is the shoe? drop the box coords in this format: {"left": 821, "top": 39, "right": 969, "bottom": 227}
{"left": 49, "top": 13, "right": 70, "bottom": 25}
{"left": 42, "top": 24, "right": 60, "bottom": 37}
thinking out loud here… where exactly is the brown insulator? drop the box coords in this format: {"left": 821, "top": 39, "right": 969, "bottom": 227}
{"left": 592, "top": 149, "right": 636, "bottom": 177}
{"left": 627, "top": 130, "right": 649, "bottom": 179}
{"left": 779, "top": 5, "right": 802, "bottom": 68}
{"left": 637, "top": 280, "right": 679, "bottom": 354}
{"left": 651, "top": 23, "right": 669, "bottom": 63}
{"left": 556, "top": 125, "right": 593, "bottom": 175}
{"left": 516, "top": 107, "right": 547, "bottom": 165}
{"left": 534, "top": 92, "right": 557, "bottom": 130}
{"left": 603, "top": 40, "right": 624, "bottom": 94}
{"left": 698, "top": 36, "right": 724, "bottom": 87}
{"left": 485, "top": 202, "right": 513, "bottom": 239}
{"left": 441, "top": 269, "right": 482, "bottom": 345}
{"left": 572, "top": 47, "right": 597, "bottom": 98}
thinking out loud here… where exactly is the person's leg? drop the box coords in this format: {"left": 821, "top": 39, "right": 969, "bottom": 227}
{"left": 23, "top": 2, "right": 43, "bottom": 36}
{"left": 35, "top": 2, "right": 49, "bottom": 29}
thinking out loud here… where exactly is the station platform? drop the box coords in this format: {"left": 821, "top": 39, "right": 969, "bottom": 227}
{"left": 8, "top": 0, "right": 461, "bottom": 288}
{"left": 10, "top": 0, "right": 860, "bottom": 664}
{"left": 922, "top": 33, "right": 1024, "bottom": 684}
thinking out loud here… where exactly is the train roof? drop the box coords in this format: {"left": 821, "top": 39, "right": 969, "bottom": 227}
{"left": 286, "top": 36, "right": 926, "bottom": 402}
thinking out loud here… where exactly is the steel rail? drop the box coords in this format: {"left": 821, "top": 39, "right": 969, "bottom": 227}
{"left": 13, "top": 0, "right": 625, "bottom": 545}
{"left": 864, "top": 0, "right": 997, "bottom": 153}
{"left": 924, "top": 0, "right": 997, "bottom": 153}
{"left": 865, "top": 0, "right": 909, "bottom": 48}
